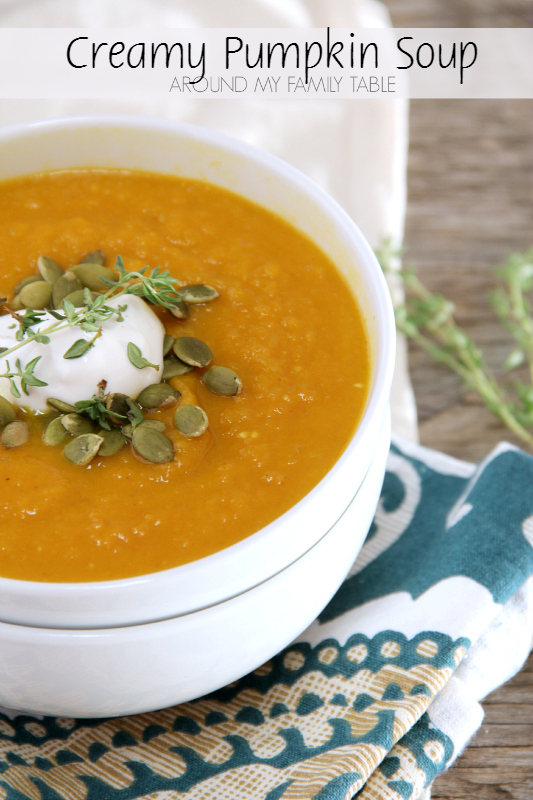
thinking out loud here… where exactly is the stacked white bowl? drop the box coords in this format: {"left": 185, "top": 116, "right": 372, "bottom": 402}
{"left": 0, "top": 119, "right": 395, "bottom": 716}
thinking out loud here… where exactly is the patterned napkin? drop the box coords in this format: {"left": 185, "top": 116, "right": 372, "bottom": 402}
{"left": 1, "top": 436, "right": 532, "bottom": 800}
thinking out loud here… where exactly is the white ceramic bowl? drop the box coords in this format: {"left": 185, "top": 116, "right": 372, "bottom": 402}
{"left": 0, "top": 117, "right": 395, "bottom": 631}
{"left": 0, "top": 413, "right": 390, "bottom": 718}
{"left": 0, "top": 117, "right": 395, "bottom": 715}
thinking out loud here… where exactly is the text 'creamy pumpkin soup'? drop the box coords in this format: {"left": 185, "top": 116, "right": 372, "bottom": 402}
{"left": 0, "top": 170, "right": 370, "bottom": 583}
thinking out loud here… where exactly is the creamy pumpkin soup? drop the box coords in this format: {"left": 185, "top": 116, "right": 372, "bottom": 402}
{"left": 0, "top": 170, "right": 370, "bottom": 582}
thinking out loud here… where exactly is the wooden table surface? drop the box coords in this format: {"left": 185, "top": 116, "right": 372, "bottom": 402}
{"left": 384, "top": 1, "right": 533, "bottom": 797}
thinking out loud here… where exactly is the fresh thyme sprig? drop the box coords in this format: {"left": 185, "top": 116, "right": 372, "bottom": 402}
{"left": 490, "top": 249, "right": 533, "bottom": 383}
{"left": 2, "top": 306, "right": 51, "bottom": 344}
{"left": 74, "top": 381, "right": 144, "bottom": 431}
{"left": 377, "top": 240, "right": 533, "bottom": 447}
{"left": 74, "top": 383, "right": 123, "bottom": 431}
{"left": 103, "top": 256, "right": 183, "bottom": 310}
{"left": 0, "top": 356, "right": 48, "bottom": 398}
{"left": 0, "top": 256, "right": 182, "bottom": 361}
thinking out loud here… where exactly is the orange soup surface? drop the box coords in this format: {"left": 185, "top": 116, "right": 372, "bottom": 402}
{"left": 0, "top": 170, "right": 370, "bottom": 582}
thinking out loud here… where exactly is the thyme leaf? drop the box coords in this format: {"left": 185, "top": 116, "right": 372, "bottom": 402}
{"left": 0, "top": 356, "right": 48, "bottom": 398}
{"left": 127, "top": 342, "right": 159, "bottom": 371}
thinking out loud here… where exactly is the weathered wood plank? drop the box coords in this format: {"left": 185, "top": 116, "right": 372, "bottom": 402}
{"left": 433, "top": 775, "right": 533, "bottom": 800}
{"left": 484, "top": 704, "right": 533, "bottom": 724}
{"left": 383, "top": 1, "right": 533, "bottom": 797}
{"left": 470, "top": 724, "right": 533, "bottom": 747}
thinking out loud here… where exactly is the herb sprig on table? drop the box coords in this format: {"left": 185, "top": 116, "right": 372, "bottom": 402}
{"left": 378, "top": 241, "right": 533, "bottom": 448}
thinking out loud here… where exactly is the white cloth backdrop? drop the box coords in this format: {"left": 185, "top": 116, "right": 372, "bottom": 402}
{"left": 0, "top": 0, "right": 416, "bottom": 440}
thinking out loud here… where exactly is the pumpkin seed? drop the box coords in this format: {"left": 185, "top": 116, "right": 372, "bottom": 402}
{"left": 37, "top": 255, "right": 64, "bottom": 285}
{"left": 9, "top": 294, "right": 23, "bottom": 311}
{"left": 52, "top": 272, "right": 83, "bottom": 309}
{"left": 106, "top": 393, "right": 131, "bottom": 422}
{"left": 63, "top": 289, "right": 88, "bottom": 308}
{"left": 1, "top": 420, "right": 29, "bottom": 449}
{"left": 203, "top": 366, "right": 243, "bottom": 396}
{"left": 0, "top": 396, "right": 16, "bottom": 427}
{"left": 169, "top": 298, "right": 190, "bottom": 319}
{"left": 14, "top": 275, "right": 44, "bottom": 295}
{"left": 98, "top": 428, "right": 126, "bottom": 456}
{"left": 43, "top": 416, "right": 69, "bottom": 446}
{"left": 121, "top": 423, "right": 134, "bottom": 441}
{"left": 47, "top": 397, "right": 78, "bottom": 414}
{"left": 140, "top": 419, "right": 167, "bottom": 432}
{"left": 136, "top": 383, "right": 180, "bottom": 410}
{"left": 125, "top": 397, "right": 144, "bottom": 426}
{"left": 61, "top": 413, "right": 94, "bottom": 436}
{"left": 179, "top": 284, "right": 219, "bottom": 304}
{"left": 173, "top": 337, "right": 212, "bottom": 368}
{"left": 19, "top": 281, "right": 53, "bottom": 310}
{"left": 123, "top": 419, "right": 166, "bottom": 438}
{"left": 132, "top": 426, "right": 174, "bottom": 463}
{"left": 174, "top": 404, "right": 209, "bottom": 438}
{"left": 70, "top": 263, "right": 115, "bottom": 292}
{"left": 162, "top": 355, "right": 194, "bottom": 380}
{"left": 64, "top": 433, "right": 104, "bottom": 465}
{"left": 163, "top": 334, "right": 175, "bottom": 356}
{"left": 81, "top": 249, "right": 105, "bottom": 265}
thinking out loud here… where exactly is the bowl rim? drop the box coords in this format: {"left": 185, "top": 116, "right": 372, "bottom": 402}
{"left": 0, "top": 115, "right": 395, "bottom": 624}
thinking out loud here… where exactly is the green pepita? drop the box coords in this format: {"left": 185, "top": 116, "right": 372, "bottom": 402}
{"left": 37, "top": 256, "right": 64, "bottom": 285}
{"left": 203, "top": 366, "right": 243, "bottom": 396}
{"left": 121, "top": 423, "right": 134, "bottom": 441}
{"left": 9, "top": 294, "right": 23, "bottom": 311}
{"left": 19, "top": 281, "right": 53, "bottom": 310}
{"left": 47, "top": 397, "right": 78, "bottom": 414}
{"left": 179, "top": 284, "right": 219, "bottom": 304}
{"left": 132, "top": 426, "right": 174, "bottom": 463}
{"left": 174, "top": 404, "right": 209, "bottom": 438}
{"left": 98, "top": 428, "right": 127, "bottom": 456}
{"left": 106, "top": 393, "right": 131, "bottom": 422}
{"left": 125, "top": 397, "right": 144, "bottom": 426}
{"left": 169, "top": 298, "right": 190, "bottom": 319}
{"left": 0, "top": 396, "right": 16, "bottom": 427}
{"left": 136, "top": 383, "right": 180, "bottom": 410}
{"left": 162, "top": 355, "right": 194, "bottom": 380}
{"left": 70, "top": 263, "right": 116, "bottom": 292}
{"left": 141, "top": 419, "right": 167, "bottom": 432}
{"left": 52, "top": 272, "right": 83, "bottom": 309}
{"left": 173, "top": 337, "right": 212, "bottom": 368}
{"left": 13, "top": 275, "right": 44, "bottom": 295}
{"left": 163, "top": 334, "right": 175, "bottom": 356}
{"left": 80, "top": 250, "right": 106, "bottom": 266}
{"left": 43, "top": 416, "right": 69, "bottom": 446}
{"left": 121, "top": 419, "right": 166, "bottom": 440}
{"left": 1, "top": 420, "right": 29, "bottom": 449}
{"left": 64, "top": 433, "right": 104, "bottom": 465}
{"left": 61, "top": 413, "right": 94, "bottom": 436}
{"left": 63, "top": 289, "right": 88, "bottom": 308}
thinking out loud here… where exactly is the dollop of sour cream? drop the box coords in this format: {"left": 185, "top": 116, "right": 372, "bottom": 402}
{"left": 0, "top": 296, "right": 165, "bottom": 411}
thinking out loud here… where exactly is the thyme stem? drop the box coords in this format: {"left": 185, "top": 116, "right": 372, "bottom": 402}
{"left": 378, "top": 241, "right": 533, "bottom": 448}
{"left": 0, "top": 257, "right": 182, "bottom": 361}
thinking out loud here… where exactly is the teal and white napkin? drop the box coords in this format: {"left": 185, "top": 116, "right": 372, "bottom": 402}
{"left": 0, "top": 435, "right": 532, "bottom": 800}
